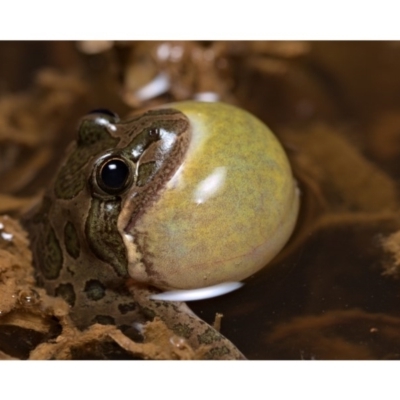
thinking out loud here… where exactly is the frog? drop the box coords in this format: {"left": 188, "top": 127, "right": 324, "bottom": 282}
{"left": 23, "top": 101, "right": 299, "bottom": 360}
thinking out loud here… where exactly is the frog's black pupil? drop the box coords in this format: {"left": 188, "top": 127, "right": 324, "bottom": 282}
{"left": 101, "top": 159, "right": 129, "bottom": 191}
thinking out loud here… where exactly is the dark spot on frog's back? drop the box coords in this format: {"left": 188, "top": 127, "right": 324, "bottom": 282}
{"left": 118, "top": 302, "right": 136, "bottom": 315}
{"left": 84, "top": 279, "right": 106, "bottom": 301}
{"left": 41, "top": 226, "right": 63, "bottom": 280}
{"left": 207, "top": 346, "right": 230, "bottom": 359}
{"left": 172, "top": 323, "right": 194, "bottom": 339}
{"left": 55, "top": 283, "right": 76, "bottom": 307}
{"left": 64, "top": 221, "right": 80, "bottom": 259}
{"left": 197, "top": 327, "right": 223, "bottom": 345}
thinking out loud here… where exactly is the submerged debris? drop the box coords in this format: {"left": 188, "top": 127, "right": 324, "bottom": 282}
{"left": 380, "top": 230, "right": 400, "bottom": 278}
{"left": 265, "top": 309, "right": 400, "bottom": 360}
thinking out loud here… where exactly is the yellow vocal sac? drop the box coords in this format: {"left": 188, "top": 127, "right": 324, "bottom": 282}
{"left": 122, "top": 101, "right": 300, "bottom": 290}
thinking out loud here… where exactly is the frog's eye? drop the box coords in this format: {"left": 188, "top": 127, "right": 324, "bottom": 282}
{"left": 96, "top": 156, "right": 132, "bottom": 195}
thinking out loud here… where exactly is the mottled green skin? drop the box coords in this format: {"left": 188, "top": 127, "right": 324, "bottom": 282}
{"left": 24, "top": 112, "right": 139, "bottom": 329}
{"left": 23, "top": 102, "right": 299, "bottom": 359}
{"left": 126, "top": 102, "right": 299, "bottom": 289}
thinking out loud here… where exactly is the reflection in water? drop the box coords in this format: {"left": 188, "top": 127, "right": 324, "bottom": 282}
{"left": 193, "top": 167, "right": 226, "bottom": 205}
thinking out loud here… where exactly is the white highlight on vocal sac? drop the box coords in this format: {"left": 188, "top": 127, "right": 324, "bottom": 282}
{"left": 150, "top": 281, "right": 244, "bottom": 302}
